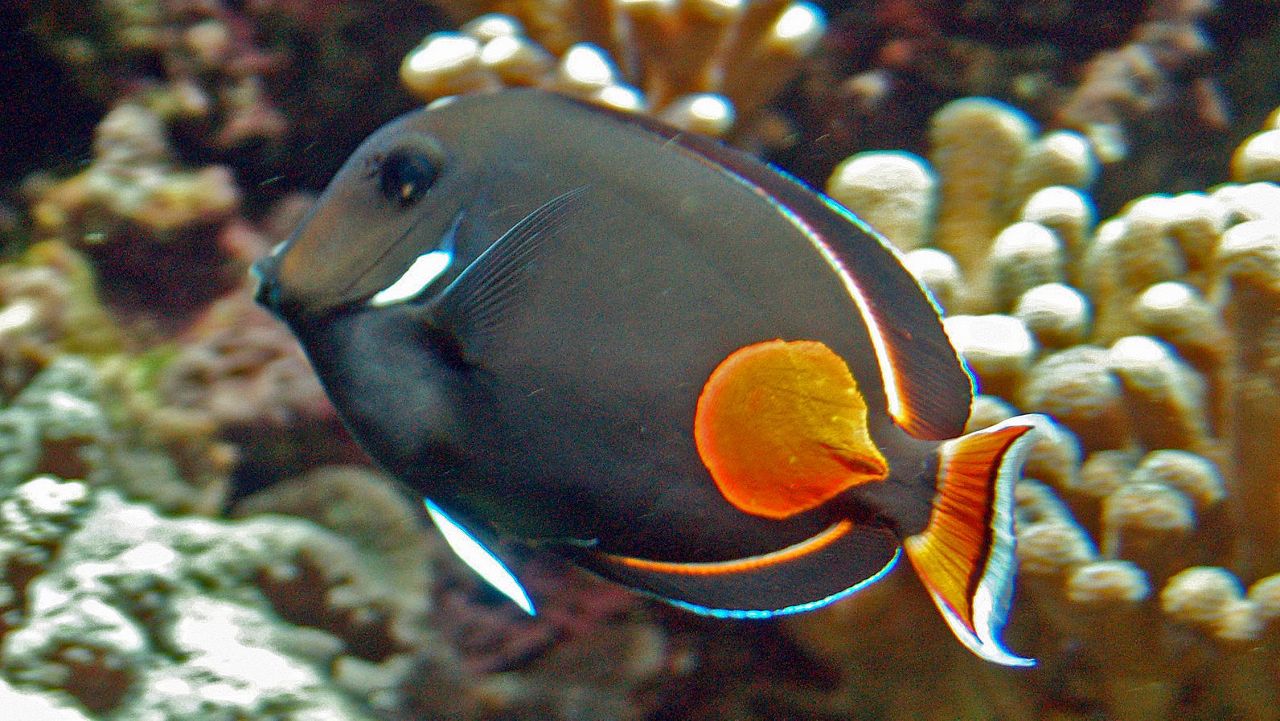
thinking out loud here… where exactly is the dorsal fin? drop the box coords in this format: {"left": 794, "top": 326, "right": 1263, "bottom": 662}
{"left": 565, "top": 96, "right": 973, "bottom": 440}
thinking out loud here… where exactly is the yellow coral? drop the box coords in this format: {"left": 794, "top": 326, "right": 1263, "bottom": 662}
{"left": 31, "top": 104, "right": 239, "bottom": 246}
{"left": 786, "top": 99, "right": 1280, "bottom": 721}
{"left": 398, "top": 1, "right": 825, "bottom": 137}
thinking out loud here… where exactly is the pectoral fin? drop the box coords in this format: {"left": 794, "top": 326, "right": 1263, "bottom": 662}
{"left": 427, "top": 185, "right": 588, "bottom": 354}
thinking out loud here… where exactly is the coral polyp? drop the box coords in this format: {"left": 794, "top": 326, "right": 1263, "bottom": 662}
{"left": 398, "top": 2, "right": 826, "bottom": 137}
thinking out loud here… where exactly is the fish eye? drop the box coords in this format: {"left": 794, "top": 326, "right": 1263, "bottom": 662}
{"left": 378, "top": 149, "right": 439, "bottom": 208}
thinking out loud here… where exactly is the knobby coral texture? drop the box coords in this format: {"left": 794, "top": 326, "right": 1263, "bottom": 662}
{"left": 2, "top": 0, "right": 1280, "bottom": 720}
{"left": 396, "top": 0, "right": 827, "bottom": 141}
{"left": 793, "top": 97, "right": 1280, "bottom": 721}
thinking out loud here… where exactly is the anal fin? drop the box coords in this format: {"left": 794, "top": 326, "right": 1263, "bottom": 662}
{"left": 568, "top": 520, "right": 901, "bottom": 618}
{"left": 903, "top": 415, "right": 1047, "bottom": 667}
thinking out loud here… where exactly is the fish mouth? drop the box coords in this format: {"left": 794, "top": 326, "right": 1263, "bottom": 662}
{"left": 250, "top": 253, "right": 282, "bottom": 313}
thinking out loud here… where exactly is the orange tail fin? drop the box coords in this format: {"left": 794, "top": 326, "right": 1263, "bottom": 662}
{"left": 904, "top": 415, "right": 1046, "bottom": 667}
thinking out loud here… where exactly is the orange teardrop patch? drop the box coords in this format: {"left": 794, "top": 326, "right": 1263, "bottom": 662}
{"left": 694, "top": 339, "right": 889, "bottom": 519}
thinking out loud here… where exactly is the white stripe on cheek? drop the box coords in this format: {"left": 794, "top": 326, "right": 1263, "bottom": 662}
{"left": 368, "top": 249, "right": 453, "bottom": 307}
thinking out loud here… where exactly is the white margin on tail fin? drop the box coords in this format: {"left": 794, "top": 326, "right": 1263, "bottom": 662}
{"left": 922, "top": 414, "right": 1048, "bottom": 667}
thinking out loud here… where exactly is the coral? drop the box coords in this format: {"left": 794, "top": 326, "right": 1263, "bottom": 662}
{"left": 0, "top": 675, "right": 92, "bottom": 721}
{"left": 16, "top": 0, "right": 443, "bottom": 207}
{"left": 830, "top": 98, "right": 1095, "bottom": 313}
{"left": 24, "top": 0, "right": 288, "bottom": 151}
{"left": 826, "top": 151, "right": 934, "bottom": 252}
{"left": 776, "top": 98, "right": 1280, "bottom": 721}
{"left": 0, "top": 244, "right": 233, "bottom": 514}
{"left": 1232, "top": 123, "right": 1280, "bottom": 185}
{"left": 402, "top": 556, "right": 670, "bottom": 721}
{"left": 231, "top": 465, "right": 435, "bottom": 632}
{"left": 772, "top": 0, "right": 1280, "bottom": 213}
{"left": 8, "top": 3, "right": 1280, "bottom": 718}
{"left": 1012, "top": 281, "right": 1091, "bottom": 348}
{"left": 16, "top": 100, "right": 348, "bottom": 492}
{"left": 0, "top": 354, "right": 232, "bottom": 514}
{"left": 397, "top": 1, "right": 827, "bottom": 138}
{"left": 0, "top": 240, "right": 123, "bottom": 395}
{"left": 155, "top": 287, "right": 359, "bottom": 487}
{"left": 943, "top": 313, "right": 1036, "bottom": 401}
{"left": 28, "top": 103, "right": 244, "bottom": 330}
{"left": 234, "top": 465, "right": 675, "bottom": 721}
{"left": 0, "top": 473, "right": 426, "bottom": 720}
{"left": 1054, "top": 0, "right": 1222, "bottom": 163}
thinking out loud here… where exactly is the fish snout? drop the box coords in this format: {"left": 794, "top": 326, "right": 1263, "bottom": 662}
{"left": 250, "top": 254, "right": 284, "bottom": 315}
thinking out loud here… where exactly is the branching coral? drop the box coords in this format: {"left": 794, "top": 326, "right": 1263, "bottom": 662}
{"left": 397, "top": 1, "right": 827, "bottom": 138}
{"left": 777, "top": 0, "right": 1256, "bottom": 200}
{"left": 781, "top": 96, "right": 1280, "bottom": 721}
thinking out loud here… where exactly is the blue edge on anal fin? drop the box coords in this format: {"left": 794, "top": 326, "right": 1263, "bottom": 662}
{"left": 567, "top": 522, "right": 904, "bottom": 620}
{"left": 668, "top": 549, "right": 901, "bottom": 620}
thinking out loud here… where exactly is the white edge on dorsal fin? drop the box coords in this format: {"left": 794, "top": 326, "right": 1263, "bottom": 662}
{"left": 424, "top": 498, "right": 536, "bottom": 616}
{"left": 755, "top": 192, "right": 910, "bottom": 424}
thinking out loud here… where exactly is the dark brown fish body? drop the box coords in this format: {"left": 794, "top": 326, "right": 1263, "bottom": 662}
{"left": 256, "top": 89, "right": 1044, "bottom": 665}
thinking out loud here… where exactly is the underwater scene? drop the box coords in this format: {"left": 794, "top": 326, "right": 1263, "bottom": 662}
{"left": 2, "top": 0, "right": 1280, "bottom": 719}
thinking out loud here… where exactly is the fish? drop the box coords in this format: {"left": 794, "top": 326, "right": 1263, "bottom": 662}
{"left": 252, "top": 88, "right": 1047, "bottom": 667}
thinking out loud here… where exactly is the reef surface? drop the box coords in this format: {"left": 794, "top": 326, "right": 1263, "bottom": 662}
{"left": 3, "top": 1, "right": 1280, "bottom": 719}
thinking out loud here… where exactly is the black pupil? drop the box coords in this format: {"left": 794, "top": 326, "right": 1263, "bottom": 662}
{"left": 379, "top": 151, "right": 437, "bottom": 207}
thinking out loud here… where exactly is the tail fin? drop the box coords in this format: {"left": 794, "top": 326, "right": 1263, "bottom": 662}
{"left": 903, "top": 415, "right": 1047, "bottom": 667}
